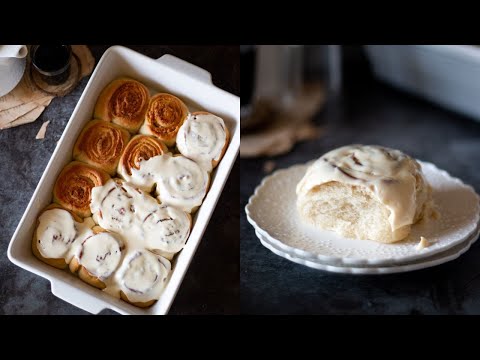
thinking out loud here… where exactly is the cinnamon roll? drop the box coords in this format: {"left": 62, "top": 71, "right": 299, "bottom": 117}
{"left": 94, "top": 78, "right": 150, "bottom": 133}
{"left": 69, "top": 227, "right": 125, "bottom": 289}
{"left": 139, "top": 93, "right": 189, "bottom": 147}
{"left": 32, "top": 204, "right": 94, "bottom": 269}
{"left": 90, "top": 178, "right": 157, "bottom": 234}
{"left": 176, "top": 111, "right": 229, "bottom": 172}
{"left": 129, "top": 154, "right": 210, "bottom": 213}
{"left": 296, "top": 145, "right": 432, "bottom": 243}
{"left": 53, "top": 161, "right": 110, "bottom": 218}
{"left": 117, "top": 134, "right": 168, "bottom": 192}
{"left": 142, "top": 205, "right": 192, "bottom": 260}
{"left": 73, "top": 120, "right": 131, "bottom": 175}
{"left": 118, "top": 250, "right": 171, "bottom": 307}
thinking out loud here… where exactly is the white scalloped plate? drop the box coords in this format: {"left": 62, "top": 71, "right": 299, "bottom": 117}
{"left": 246, "top": 161, "right": 480, "bottom": 267}
{"left": 256, "top": 226, "right": 480, "bottom": 274}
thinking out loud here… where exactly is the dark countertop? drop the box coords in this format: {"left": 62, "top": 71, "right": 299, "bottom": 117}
{"left": 0, "top": 45, "right": 239, "bottom": 315}
{"left": 240, "top": 51, "right": 480, "bottom": 315}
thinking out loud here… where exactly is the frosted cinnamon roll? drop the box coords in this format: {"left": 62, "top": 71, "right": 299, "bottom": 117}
{"left": 94, "top": 78, "right": 150, "bottom": 133}
{"left": 53, "top": 162, "right": 110, "bottom": 218}
{"left": 143, "top": 205, "right": 192, "bottom": 260}
{"left": 117, "top": 135, "right": 168, "bottom": 192}
{"left": 139, "top": 93, "right": 189, "bottom": 147}
{"left": 129, "top": 154, "right": 210, "bottom": 213}
{"left": 296, "top": 145, "right": 432, "bottom": 243}
{"left": 73, "top": 120, "right": 131, "bottom": 175}
{"left": 90, "top": 178, "right": 153, "bottom": 233}
{"left": 32, "top": 204, "right": 94, "bottom": 269}
{"left": 69, "top": 227, "right": 125, "bottom": 289}
{"left": 176, "top": 111, "right": 229, "bottom": 172}
{"left": 118, "top": 250, "right": 171, "bottom": 307}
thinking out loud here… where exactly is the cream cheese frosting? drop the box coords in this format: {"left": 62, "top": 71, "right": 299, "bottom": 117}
{"left": 107, "top": 250, "right": 171, "bottom": 304}
{"left": 296, "top": 145, "right": 428, "bottom": 231}
{"left": 77, "top": 232, "right": 124, "bottom": 279}
{"left": 176, "top": 113, "right": 227, "bottom": 172}
{"left": 127, "top": 153, "right": 209, "bottom": 213}
{"left": 90, "top": 179, "right": 191, "bottom": 302}
{"left": 36, "top": 208, "right": 94, "bottom": 262}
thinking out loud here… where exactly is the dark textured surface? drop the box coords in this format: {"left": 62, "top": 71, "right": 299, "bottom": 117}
{"left": 0, "top": 45, "right": 239, "bottom": 315}
{"left": 240, "top": 49, "right": 480, "bottom": 315}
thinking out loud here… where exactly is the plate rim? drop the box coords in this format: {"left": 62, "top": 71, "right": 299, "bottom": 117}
{"left": 246, "top": 160, "right": 480, "bottom": 266}
{"left": 255, "top": 226, "right": 480, "bottom": 274}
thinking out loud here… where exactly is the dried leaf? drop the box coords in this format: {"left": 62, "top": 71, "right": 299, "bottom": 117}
{"left": 35, "top": 120, "right": 50, "bottom": 139}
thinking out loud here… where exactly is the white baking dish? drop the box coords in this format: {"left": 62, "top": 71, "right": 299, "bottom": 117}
{"left": 7, "top": 46, "right": 240, "bottom": 315}
{"left": 365, "top": 45, "right": 480, "bottom": 121}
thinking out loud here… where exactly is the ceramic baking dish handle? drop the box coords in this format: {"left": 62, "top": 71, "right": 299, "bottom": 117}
{"left": 51, "top": 280, "right": 106, "bottom": 314}
{"left": 156, "top": 54, "right": 213, "bottom": 85}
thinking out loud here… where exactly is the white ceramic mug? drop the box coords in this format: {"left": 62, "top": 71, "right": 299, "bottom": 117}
{"left": 0, "top": 45, "right": 28, "bottom": 66}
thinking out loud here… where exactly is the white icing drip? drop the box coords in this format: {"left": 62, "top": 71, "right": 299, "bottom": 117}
{"left": 77, "top": 232, "right": 124, "bottom": 279}
{"left": 107, "top": 250, "right": 171, "bottom": 304}
{"left": 143, "top": 205, "right": 190, "bottom": 254}
{"left": 90, "top": 179, "right": 191, "bottom": 302}
{"left": 116, "top": 150, "right": 173, "bottom": 193}
{"left": 36, "top": 208, "right": 94, "bottom": 262}
{"left": 296, "top": 145, "right": 428, "bottom": 231}
{"left": 176, "top": 113, "right": 227, "bottom": 172}
{"left": 128, "top": 153, "right": 209, "bottom": 213}
{"left": 90, "top": 179, "right": 157, "bottom": 233}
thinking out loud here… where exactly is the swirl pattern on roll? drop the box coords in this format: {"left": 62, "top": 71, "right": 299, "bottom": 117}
{"left": 35, "top": 208, "right": 77, "bottom": 260}
{"left": 90, "top": 179, "right": 150, "bottom": 233}
{"left": 140, "top": 93, "right": 189, "bottom": 147}
{"left": 73, "top": 120, "right": 131, "bottom": 175}
{"left": 37, "top": 76, "right": 230, "bottom": 308}
{"left": 128, "top": 154, "right": 209, "bottom": 213}
{"left": 76, "top": 232, "right": 124, "bottom": 280}
{"left": 143, "top": 205, "right": 191, "bottom": 256}
{"left": 91, "top": 179, "right": 191, "bottom": 258}
{"left": 118, "top": 250, "right": 171, "bottom": 305}
{"left": 94, "top": 78, "right": 150, "bottom": 133}
{"left": 53, "top": 161, "right": 110, "bottom": 218}
{"left": 117, "top": 135, "right": 168, "bottom": 191}
{"left": 33, "top": 205, "right": 95, "bottom": 269}
{"left": 176, "top": 111, "right": 229, "bottom": 172}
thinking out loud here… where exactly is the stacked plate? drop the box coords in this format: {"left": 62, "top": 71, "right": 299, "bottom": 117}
{"left": 246, "top": 161, "right": 480, "bottom": 274}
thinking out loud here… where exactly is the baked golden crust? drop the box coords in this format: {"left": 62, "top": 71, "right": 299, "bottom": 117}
{"left": 120, "top": 291, "right": 156, "bottom": 308}
{"left": 140, "top": 93, "right": 189, "bottom": 147}
{"left": 73, "top": 119, "right": 131, "bottom": 175}
{"left": 94, "top": 78, "right": 150, "bottom": 133}
{"left": 117, "top": 134, "right": 168, "bottom": 177}
{"left": 53, "top": 161, "right": 110, "bottom": 218}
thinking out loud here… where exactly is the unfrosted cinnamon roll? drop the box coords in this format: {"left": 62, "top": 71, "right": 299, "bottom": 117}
{"left": 117, "top": 134, "right": 168, "bottom": 192}
{"left": 176, "top": 111, "right": 229, "bottom": 172}
{"left": 53, "top": 161, "right": 110, "bottom": 218}
{"left": 73, "top": 119, "right": 131, "bottom": 175}
{"left": 118, "top": 250, "right": 171, "bottom": 308}
{"left": 32, "top": 204, "right": 94, "bottom": 269}
{"left": 129, "top": 154, "right": 210, "bottom": 213}
{"left": 69, "top": 227, "right": 125, "bottom": 289}
{"left": 143, "top": 205, "right": 192, "bottom": 260}
{"left": 139, "top": 93, "right": 189, "bottom": 147}
{"left": 94, "top": 78, "right": 150, "bottom": 133}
